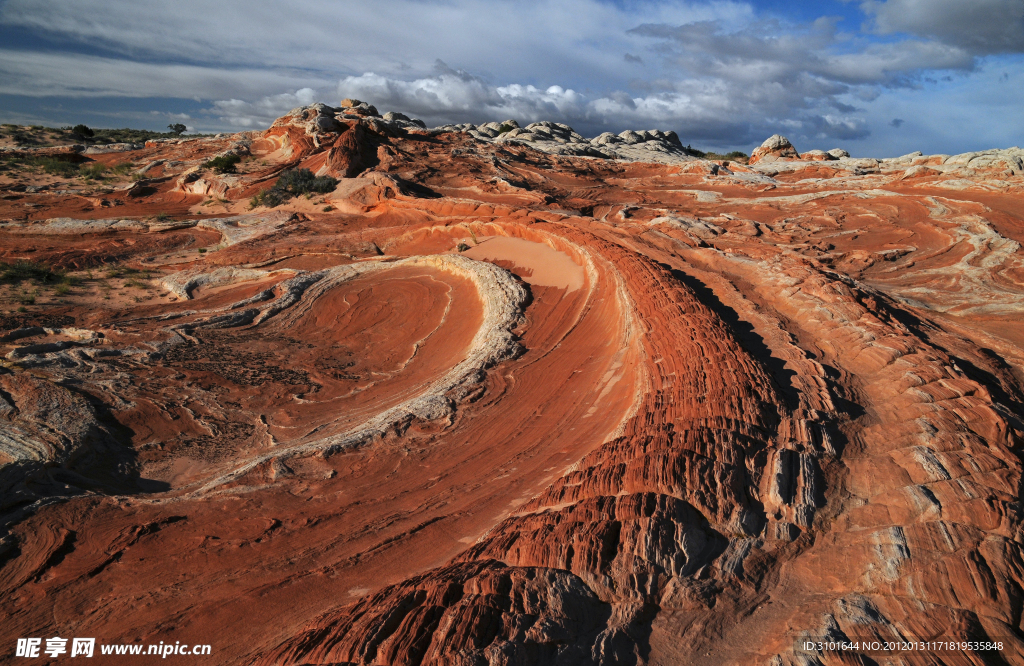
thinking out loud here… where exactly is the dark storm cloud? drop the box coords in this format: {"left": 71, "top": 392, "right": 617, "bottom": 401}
{"left": 0, "top": 0, "right": 1020, "bottom": 154}
{"left": 861, "top": 0, "right": 1024, "bottom": 55}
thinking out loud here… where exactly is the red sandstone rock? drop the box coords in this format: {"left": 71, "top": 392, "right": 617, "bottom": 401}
{"left": 799, "top": 149, "right": 834, "bottom": 161}
{"left": 1, "top": 105, "right": 1023, "bottom": 666}
{"left": 748, "top": 134, "right": 801, "bottom": 164}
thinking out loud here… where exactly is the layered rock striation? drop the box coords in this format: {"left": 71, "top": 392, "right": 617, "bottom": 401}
{"left": 1, "top": 102, "right": 1023, "bottom": 665}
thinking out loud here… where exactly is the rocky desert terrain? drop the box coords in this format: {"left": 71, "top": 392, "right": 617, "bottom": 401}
{"left": 1, "top": 99, "right": 1024, "bottom": 665}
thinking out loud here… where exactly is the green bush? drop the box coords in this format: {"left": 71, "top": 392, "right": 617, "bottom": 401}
{"left": 275, "top": 168, "right": 338, "bottom": 195}
{"left": 35, "top": 157, "right": 80, "bottom": 178}
{"left": 72, "top": 124, "right": 94, "bottom": 138}
{"left": 91, "top": 127, "right": 198, "bottom": 144}
{"left": 0, "top": 260, "right": 69, "bottom": 285}
{"left": 203, "top": 154, "right": 241, "bottom": 173}
{"left": 249, "top": 168, "right": 338, "bottom": 208}
{"left": 683, "top": 144, "right": 750, "bottom": 162}
{"left": 1, "top": 155, "right": 117, "bottom": 179}
{"left": 249, "top": 188, "right": 286, "bottom": 209}
{"left": 705, "top": 150, "right": 750, "bottom": 162}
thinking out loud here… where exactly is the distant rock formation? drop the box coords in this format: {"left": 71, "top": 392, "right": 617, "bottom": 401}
{"left": 748, "top": 134, "right": 800, "bottom": 164}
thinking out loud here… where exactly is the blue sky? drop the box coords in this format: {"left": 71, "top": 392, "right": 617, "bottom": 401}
{"left": 0, "top": 0, "right": 1021, "bottom": 156}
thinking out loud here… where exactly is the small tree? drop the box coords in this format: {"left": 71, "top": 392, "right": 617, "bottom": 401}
{"left": 275, "top": 168, "right": 338, "bottom": 195}
{"left": 71, "top": 124, "right": 94, "bottom": 138}
{"left": 168, "top": 123, "right": 187, "bottom": 136}
{"left": 249, "top": 169, "right": 338, "bottom": 209}
{"left": 202, "top": 154, "right": 241, "bottom": 173}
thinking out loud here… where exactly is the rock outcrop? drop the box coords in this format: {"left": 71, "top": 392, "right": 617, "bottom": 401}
{"left": 1, "top": 100, "right": 1023, "bottom": 666}
{"left": 433, "top": 119, "right": 695, "bottom": 163}
{"left": 748, "top": 134, "right": 800, "bottom": 164}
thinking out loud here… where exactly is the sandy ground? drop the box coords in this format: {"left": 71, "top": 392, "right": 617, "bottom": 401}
{"left": 463, "top": 235, "right": 585, "bottom": 291}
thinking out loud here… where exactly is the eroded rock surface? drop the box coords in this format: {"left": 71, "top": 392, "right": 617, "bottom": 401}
{"left": 1, "top": 105, "right": 1024, "bottom": 665}
{"left": 749, "top": 134, "right": 801, "bottom": 164}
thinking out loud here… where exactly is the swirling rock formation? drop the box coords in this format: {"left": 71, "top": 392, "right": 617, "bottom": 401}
{"left": 1, "top": 105, "right": 1023, "bottom": 665}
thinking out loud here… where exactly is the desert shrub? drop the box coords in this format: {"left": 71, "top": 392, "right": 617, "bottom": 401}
{"left": 705, "top": 150, "right": 749, "bottom": 163}
{"left": 0, "top": 260, "right": 70, "bottom": 285}
{"left": 275, "top": 168, "right": 338, "bottom": 195}
{"left": 203, "top": 154, "right": 241, "bottom": 173}
{"left": 72, "top": 124, "right": 94, "bottom": 138}
{"left": 682, "top": 145, "right": 750, "bottom": 162}
{"left": 34, "top": 157, "right": 80, "bottom": 178}
{"left": 79, "top": 163, "right": 107, "bottom": 179}
{"left": 457, "top": 242, "right": 470, "bottom": 252}
{"left": 168, "top": 123, "right": 187, "bottom": 135}
{"left": 0, "top": 154, "right": 82, "bottom": 177}
{"left": 249, "top": 188, "right": 286, "bottom": 209}
{"left": 250, "top": 168, "right": 338, "bottom": 208}
{"left": 45, "top": 127, "right": 213, "bottom": 146}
